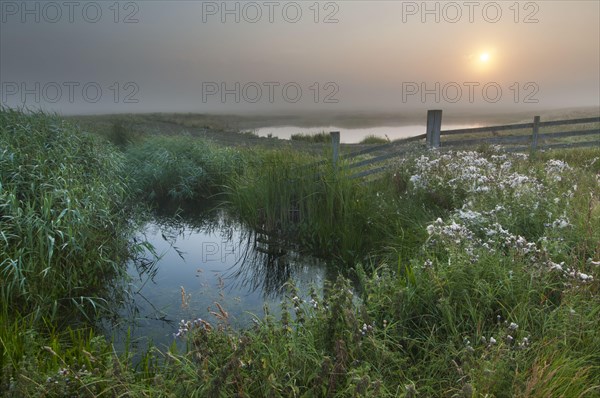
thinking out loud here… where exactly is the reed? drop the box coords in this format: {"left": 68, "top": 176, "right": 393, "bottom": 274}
{"left": 0, "top": 108, "right": 132, "bottom": 325}
{"left": 290, "top": 131, "right": 330, "bottom": 143}
{"left": 2, "top": 109, "right": 598, "bottom": 396}
{"left": 125, "top": 135, "right": 244, "bottom": 204}
{"left": 226, "top": 149, "right": 440, "bottom": 263}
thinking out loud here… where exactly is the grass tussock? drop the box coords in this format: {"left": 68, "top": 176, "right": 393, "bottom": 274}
{"left": 290, "top": 131, "right": 331, "bottom": 143}
{"left": 359, "top": 134, "right": 389, "bottom": 144}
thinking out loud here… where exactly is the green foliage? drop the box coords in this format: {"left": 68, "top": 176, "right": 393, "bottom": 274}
{"left": 359, "top": 135, "right": 388, "bottom": 144}
{"left": 227, "top": 151, "right": 437, "bottom": 264}
{"left": 238, "top": 130, "right": 259, "bottom": 138}
{"left": 290, "top": 131, "right": 330, "bottom": 143}
{"left": 2, "top": 111, "right": 599, "bottom": 396}
{"left": 0, "top": 303, "right": 157, "bottom": 397}
{"left": 125, "top": 135, "right": 244, "bottom": 203}
{"left": 0, "top": 108, "right": 132, "bottom": 325}
{"left": 107, "top": 121, "right": 137, "bottom": 148}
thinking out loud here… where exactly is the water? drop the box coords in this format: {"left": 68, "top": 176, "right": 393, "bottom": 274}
{"left": 110, "top": 209, "right": 330, "bottom": 350}
{"left": 253, "top": 124, "right": 480, "bottom": 143}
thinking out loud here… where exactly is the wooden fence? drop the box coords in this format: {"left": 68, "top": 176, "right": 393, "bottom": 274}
{"left": 325, "top": 110, "right": 599, "bottom": 179}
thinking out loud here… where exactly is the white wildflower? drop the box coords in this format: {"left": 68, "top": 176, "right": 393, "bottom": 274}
{"left": 577, "top": 273, "right": 593, "bottom": 282}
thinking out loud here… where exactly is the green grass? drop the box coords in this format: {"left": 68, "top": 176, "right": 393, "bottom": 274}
{"left": 2, "top": 108, "right": 599, "bottom": 397}
{"left": 238, "top": 130, "right": 259, "bottom": 138}
{"left": 125, "top": 135, "right": 245, "bottom": 204}
{"left": 359, "top": 134, "right": 389, "bottom": 144}
{"left": 290, "top": 131, "right": 331, "bottom": 143}
{"left": 225, "top": 149, "right": 440, "bottom": 264}
{"left": 441, "top": 119, "right": 599, "bottom": 150}
{"left": 0, "top": 108, "right": 134, "bottom": 326}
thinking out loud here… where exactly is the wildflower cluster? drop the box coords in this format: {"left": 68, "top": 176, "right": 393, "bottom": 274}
{"left": 425, "top": 211, "right": 544, "bottom": 264}
{"left": 394, "top": 150, "right": 598, "bottom": 279}
{"left": 42, "top": 362, "right": 95, "bottom": 396}
{"left": 407, "top": 151, "right": 508, "bottom": 195}
{"left": 359, "top": 322, "right": 375, "bottom": 337}
{"left": 467, "top": 319, "right": 530, "bottom": 353}
{"left": 402, "top": 151, "right": 571, "bottom": 221}
{"left": 545, "top": 159, "right": 572, "bottom": 182}
{"left": 547, "top": 260, "right": 594, "bottom": 282}
{"left": 174, "top": 318, "right": 212, "bottom": 338}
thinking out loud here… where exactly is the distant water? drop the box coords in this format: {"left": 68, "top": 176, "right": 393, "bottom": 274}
{"left": 253, "top": 124, "right": 480, "bottom": 143}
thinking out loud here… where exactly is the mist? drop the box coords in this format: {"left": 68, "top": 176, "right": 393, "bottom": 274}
{"left": 1, "top": 1, "right": 598, "bottom": 116}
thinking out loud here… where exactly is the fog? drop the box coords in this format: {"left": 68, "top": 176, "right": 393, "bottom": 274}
{"left": 1, "top": 1, "right": 598, "bottom": 115}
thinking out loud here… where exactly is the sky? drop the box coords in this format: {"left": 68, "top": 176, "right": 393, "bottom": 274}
{"left": 1, "top": 1, "right": 599, "bottom": 115}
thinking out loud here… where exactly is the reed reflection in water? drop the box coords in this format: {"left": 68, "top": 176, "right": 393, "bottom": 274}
{"left": 118, "top": 208, "right": 330, "bottom": 348}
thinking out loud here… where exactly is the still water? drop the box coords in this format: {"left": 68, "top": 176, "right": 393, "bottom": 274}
{"left": 253, "top": 124, "right": 479, "bottom": 143}
{"left": 110, "top": 209, "right": 330, "bottom": 350}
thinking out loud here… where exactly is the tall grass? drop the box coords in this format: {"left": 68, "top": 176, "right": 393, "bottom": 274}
{"left": 107, "top": 121, "right": 139, "bottom": 148}
{"left": 162, "top": 146, "right": 599, "bottom": 396}
{"left": 2, "top": 110, "right": 598, "bottom": 396}
{"left": 226, "top": 149, "right": 444, "bottom": 263}
{"left": 290, "top": 131, "right": 330, "bottom": 143}
{"left": 0, "top": 300, "right": 159, "bottom": 396}
{"left": 125, "top": 135, "right": 245, "bottom": 204}
{"left": 0, "top": 108, "right": 132, "bottom": 325}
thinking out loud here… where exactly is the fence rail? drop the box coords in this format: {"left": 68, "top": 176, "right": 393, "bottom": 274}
{"left": 320, "top": 110, "right": 599, "bottom": 180}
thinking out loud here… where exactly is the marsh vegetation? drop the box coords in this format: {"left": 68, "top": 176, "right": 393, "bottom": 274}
{"left": 1, "top": 108, "right": 599, "bottom": 397}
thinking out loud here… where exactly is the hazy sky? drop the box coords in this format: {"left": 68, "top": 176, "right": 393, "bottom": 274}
{"left": 1, "top": 1, "right": 599, "bottom": 115}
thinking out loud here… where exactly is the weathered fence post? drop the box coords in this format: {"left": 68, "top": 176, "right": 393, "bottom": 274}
{"left": 330, "top": 131, "right": 340, "bottom": 169}
{"left": 426, "top": 110, "right": 442, "bottom": 148}
{"left": 531, "top": 116, "right": 540, "bottom": 152}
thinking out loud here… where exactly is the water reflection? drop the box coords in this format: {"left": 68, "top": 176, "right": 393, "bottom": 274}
{"left": 112, "top": 207, "right": 329, "bottom": 349}
{"left": 228, "top": 228, "right": 326, "bottom": 299}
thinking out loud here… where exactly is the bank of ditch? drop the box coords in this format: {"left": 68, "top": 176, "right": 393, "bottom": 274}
{"left": 1, "top": 108, "right": 599, "bottom": 397}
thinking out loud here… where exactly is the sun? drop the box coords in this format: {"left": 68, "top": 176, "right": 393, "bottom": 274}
{"left": 468, "top": 49, "right": 496, "bottom": 72}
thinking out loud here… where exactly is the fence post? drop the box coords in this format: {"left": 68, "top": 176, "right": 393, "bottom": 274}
{"left": 531, "top": 116, "right": 540, "bottom": 152}
{"left": 426, "top": 110, "right": 442, "bottom": 148}
{"left": 330, "top": 131, "right": 340, "bottom": 169}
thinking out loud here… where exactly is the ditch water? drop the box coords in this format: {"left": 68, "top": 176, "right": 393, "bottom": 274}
{"left": 108, "top": 207, "right": 331, "bottom": 350}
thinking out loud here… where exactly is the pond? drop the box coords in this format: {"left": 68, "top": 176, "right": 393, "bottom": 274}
{"left": 108, "top": 208, "right": 332, "bottom": 350}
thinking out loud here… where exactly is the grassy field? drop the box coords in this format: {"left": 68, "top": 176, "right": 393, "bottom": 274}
{"left": 1, "top": 108, "right": 599, "bottom": 396}
{"left": 70, "top": 106, "right": 600, "bottom": 131}
{"left": 441, "top": 119, "right": 600, "bottom": 150}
